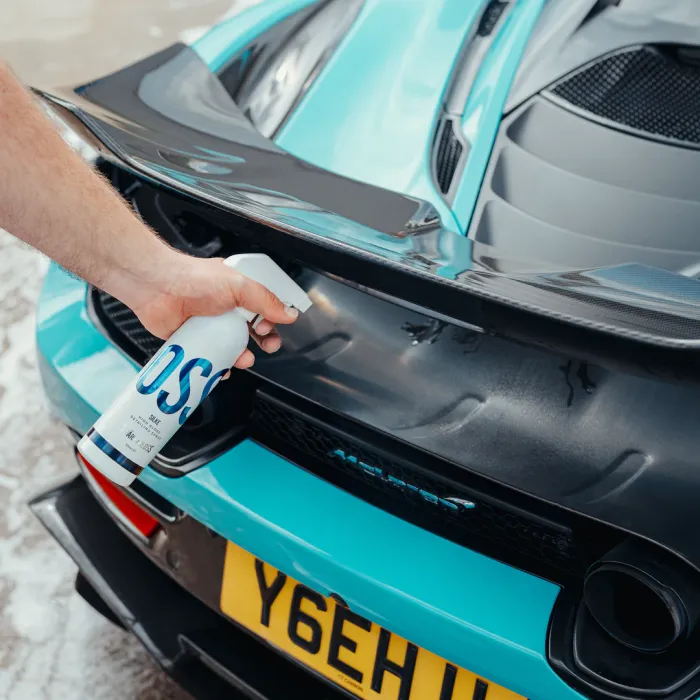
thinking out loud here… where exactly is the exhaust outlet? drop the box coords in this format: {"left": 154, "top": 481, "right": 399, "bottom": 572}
{"left": 583, "top": 540, "right": 700, "bottom": 654}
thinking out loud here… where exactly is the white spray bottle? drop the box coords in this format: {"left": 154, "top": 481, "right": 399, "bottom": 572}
{"left": 77, "top": 253, "right": 312, "bottom": 486}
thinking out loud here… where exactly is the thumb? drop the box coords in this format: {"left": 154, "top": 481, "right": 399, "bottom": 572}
{"left": 228, "top": 269, "right": 299, "bottom": 325}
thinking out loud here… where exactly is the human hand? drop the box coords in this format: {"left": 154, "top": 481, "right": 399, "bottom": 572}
{"left": 0, "top": 64, "right": 295, "bottom": 366}
{"left": 123, "top": 252, "right": 298, "bottom": 370}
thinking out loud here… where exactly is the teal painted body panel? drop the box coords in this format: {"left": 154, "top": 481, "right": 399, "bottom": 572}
{"left": 191, "top": 0, "right": 316, "bottom": 73}
{"left": 452, "top": 0, "right": 547, "bottom": 231}
{"left": 139, "top": 441, "right": 580, "bottom": 700}
{"left": 275, "top": 0, "right": 490, "bottom": 234}
{"left": 36, "top": 263, "right": 586, "bottom": 699}
{"left": 192, "top": 0, "right": 546, "bottom": 240}
{"left": 35, "top": 263, "right": 137, "bottom": 432}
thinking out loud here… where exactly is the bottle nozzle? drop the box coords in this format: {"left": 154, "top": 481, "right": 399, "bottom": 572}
{"left": 224, "top": 254, "right": 312, "bottom": 322}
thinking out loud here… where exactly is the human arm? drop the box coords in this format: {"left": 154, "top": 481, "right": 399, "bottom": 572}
{"left": 0, "top": 61, "right": 295, "bottom": 368}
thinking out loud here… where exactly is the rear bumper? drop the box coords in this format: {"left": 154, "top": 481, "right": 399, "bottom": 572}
{"left": 35, "top": 262, "right": 585, "bottom": 700}
{"left": 30, "top": 475, "right": 352, "bottom": 700}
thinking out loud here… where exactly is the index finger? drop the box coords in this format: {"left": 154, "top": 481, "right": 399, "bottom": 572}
{"left": 229, "top": 271, "right": 299, "bottom": 325}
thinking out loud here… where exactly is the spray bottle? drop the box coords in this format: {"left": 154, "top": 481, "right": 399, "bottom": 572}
{"left": 77, "top": 254, "right": 312, "bottom": 486}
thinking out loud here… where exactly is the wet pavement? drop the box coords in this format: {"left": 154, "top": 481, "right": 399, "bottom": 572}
{"left": 0, "top": 2, "right": 250, "bottom": 698}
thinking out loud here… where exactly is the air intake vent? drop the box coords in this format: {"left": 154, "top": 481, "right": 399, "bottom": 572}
{"left": 251, "top": 393, "right": 591, "bottom": 580}
{"left": 548, "top": 46, "right": 700, "bottom": 147}
{"left": 435, "top": 118, "right": 464, "bottom": 195}
{"left": 477, "top": 0, "right": 508, "bottom": 37}
{"left": 93, "top": 291, "right": 162, "bottom": 363}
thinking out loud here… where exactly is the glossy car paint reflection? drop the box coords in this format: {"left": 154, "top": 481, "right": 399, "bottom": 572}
{"left": 191, "top": 0, "right": 316, "bottom": 73}
{"left": 275, "top": 0, "right": 490, "bottom": 233}
{"left": 452, "top": 0, "right": 547, "bottom": 229}
{"left": 192, "top": 0, "right": 366, "bottom": 141}
{"left": 228, "top": 0, "right": 365, "bottom": 139}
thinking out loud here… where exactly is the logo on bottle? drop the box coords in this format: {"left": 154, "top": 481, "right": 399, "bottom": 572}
{"left": 135, "top": 344, "right": 227, "bottom": 425}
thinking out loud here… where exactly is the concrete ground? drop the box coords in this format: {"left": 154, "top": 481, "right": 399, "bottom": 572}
{"left": 0, "top": 2, "right": 253, "bottom": 698}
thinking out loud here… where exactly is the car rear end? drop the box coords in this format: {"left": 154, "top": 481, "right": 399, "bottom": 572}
{"left": 31, "top": 1, "right": 700, "bottom": 699}
{"left": 33, "top": 185, "right": 582, "bottom": 698}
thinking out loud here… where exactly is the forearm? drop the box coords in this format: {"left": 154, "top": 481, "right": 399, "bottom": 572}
{"left": 0, "top": 62, "right": 179, "bottom": 308}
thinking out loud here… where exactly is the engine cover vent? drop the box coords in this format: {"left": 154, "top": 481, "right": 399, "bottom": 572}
{"left": 434, "top": 118, "right": 464, "bottom": 195}
{"left": 547, "top": 46, "right": 700, "bottom": 148}
{"left": 477, "top": 0, "right": 508, "bottom": 37}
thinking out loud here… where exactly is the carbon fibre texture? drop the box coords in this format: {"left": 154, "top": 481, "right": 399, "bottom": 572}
{"left": 550, "top": 46, "right": 700, "bottom": 147}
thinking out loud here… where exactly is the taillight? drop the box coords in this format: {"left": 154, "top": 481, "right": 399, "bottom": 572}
{"left": 78, "top": 453, "right": 159, "bottom": 538}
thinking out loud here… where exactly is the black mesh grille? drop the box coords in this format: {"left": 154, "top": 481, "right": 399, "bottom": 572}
{"left": 477, "top": 0, "right": 508, "bottom": 37}
{"left": 93, "top": 290, "right": 163, "bottom": 363}
{"left": 435, "top": 119, "right": 464, "bottom": 194}
{"left": 251, "top": 396, "right": 590, "bottom": 579}
{"left": 550, "top": 46, "right": 700, "bottom": 147}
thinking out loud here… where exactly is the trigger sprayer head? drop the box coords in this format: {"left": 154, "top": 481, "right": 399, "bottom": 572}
{"left": 224, "top": 253, "right": 312, "bottom": 322}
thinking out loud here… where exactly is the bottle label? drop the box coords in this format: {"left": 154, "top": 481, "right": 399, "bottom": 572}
{"left": 135, "top": 343, "right": 226, "bottom": 425}
{"left": 89, "top": 343, "right": 228, "bottom": 470}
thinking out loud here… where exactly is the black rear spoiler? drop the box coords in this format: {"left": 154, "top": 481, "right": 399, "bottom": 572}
{"left": 39, "top": 44, "right": 700, "bottom": 378}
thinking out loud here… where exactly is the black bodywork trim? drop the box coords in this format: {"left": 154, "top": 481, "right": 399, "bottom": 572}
{"left": 548, "top": 591, "right": 700, "bottom": 700}
{"left": 264, "top": 374, "right": 700, "bottom": 597}
{"left": 78, "top": 167, "right": 700, "bottom": 586}
{"left": 37, "top": 42, "right": 700, "bottom": 364}
{"left": 249, "top": 386, "right": 621, "bottom": 585}
{"left": 508, "top": 0, "right": 700, "bottom": 114}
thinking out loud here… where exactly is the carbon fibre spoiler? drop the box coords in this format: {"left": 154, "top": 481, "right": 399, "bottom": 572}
{"left": 40, "top": 44, "right": 700, "bottom": 376}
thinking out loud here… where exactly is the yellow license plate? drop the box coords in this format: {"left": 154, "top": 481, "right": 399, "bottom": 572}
{"left": 220, "top": 541, "right": 524, "bottom": 700}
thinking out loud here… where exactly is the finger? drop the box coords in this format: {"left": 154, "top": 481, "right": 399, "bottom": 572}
{"left": 221, "top": 370, "right": 232, "bottom": 381}
{"left": 251, "top": 330, "right": 281, "bottom": 354}
{"left": 233, "top": 349, "right": 255, "bottom": 369}
{"left": 229, "top": 272, "right": 299, "bottom": 325}
{"left": 253, "top": 319, "right": 276, "bottom": 336}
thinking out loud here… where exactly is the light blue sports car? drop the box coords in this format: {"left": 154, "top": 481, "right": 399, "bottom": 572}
{"left": 31, "top": 1, "right": 700, "bottom": 699}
